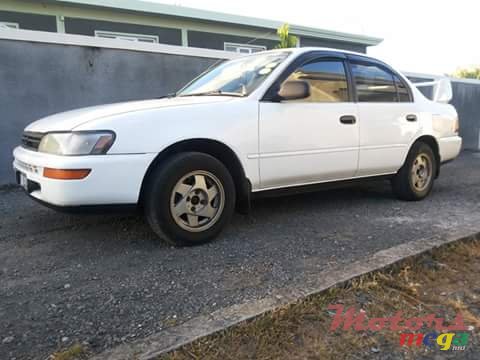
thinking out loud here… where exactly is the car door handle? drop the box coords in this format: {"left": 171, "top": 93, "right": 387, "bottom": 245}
{"left": 340, "top": 115, "right": 356, "bottom": 125}
{"left": 406, "top": 114, "right": 417, "bottom": 122}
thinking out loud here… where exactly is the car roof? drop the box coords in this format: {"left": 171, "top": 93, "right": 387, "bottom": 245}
{"left": 251, "top": 47, "right": 412, "bottom": 85}
{"left": 269, "top": 46, "right": 374, "bottom": 59}
{"left": 257, "top": 47, "right": 399, "bottom": 72}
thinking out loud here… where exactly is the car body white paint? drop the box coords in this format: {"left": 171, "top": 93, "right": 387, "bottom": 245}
{"left": 13, "top": 48, "right": 462, "bottom": 207}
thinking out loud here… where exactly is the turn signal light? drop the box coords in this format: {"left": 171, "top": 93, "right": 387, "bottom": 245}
{"left": 43, "top": 168, "right": 91, "bottom": 180}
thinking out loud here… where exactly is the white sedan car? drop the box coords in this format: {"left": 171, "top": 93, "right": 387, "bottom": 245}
{"left": 13, "top": 48, "right": 462, "bottom": 246}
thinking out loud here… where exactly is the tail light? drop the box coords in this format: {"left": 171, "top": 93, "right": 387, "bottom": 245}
{"left": 454, "top": 116, "right": 460, "bottom": 134}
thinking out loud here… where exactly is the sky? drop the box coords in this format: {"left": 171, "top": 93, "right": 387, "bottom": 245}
{"left": 147, "top": 0, "right": 479, "bottom": 75}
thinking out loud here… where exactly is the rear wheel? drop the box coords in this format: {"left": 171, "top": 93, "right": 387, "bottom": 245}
{"left": 391, "top": 142, "right": 436, "bottom": 201}
{"left": 144, "top": 152, "right": 235, "bottom": 246}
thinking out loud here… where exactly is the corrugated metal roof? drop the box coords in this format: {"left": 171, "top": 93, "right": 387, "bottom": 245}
{"left": 45, "top": 0, "right": 383, "bottom": 45}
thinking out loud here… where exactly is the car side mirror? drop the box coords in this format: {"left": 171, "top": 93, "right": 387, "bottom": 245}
{"left": 277, "top": 80, "right": 311, "bottom": 101}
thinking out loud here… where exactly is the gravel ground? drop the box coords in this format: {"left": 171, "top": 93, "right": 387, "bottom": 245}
{"left": 163, "top": 240, "right": 480, "bottom": 360}
{"left": 1, "top": 152, "right": 479, "bottom": 360}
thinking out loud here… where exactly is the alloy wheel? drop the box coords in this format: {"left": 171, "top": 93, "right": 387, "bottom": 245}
{"left": 170, "top": 170, "right": 225, "bottom": 232}
{"left": 411, "top": 153, "right": 433, "bottom": 192}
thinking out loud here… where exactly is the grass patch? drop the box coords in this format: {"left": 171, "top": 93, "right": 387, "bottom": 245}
{"left": 161, "top": 239, "right": 480, "bottom": 359}
{"left": 49, "top": 343, "right": 88, "bottom": 360}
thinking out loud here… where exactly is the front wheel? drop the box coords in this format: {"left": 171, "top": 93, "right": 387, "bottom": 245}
{"left": 144, "top": 152, "right": 236, "bottom": 246}
{"left": 391, "top": 142, "right": 437, "bottom": 201}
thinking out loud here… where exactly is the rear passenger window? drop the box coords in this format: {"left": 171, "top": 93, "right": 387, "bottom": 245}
{"left": 351, "top": 62, "right": 397, "bottom": 102}
{"left": 284, "top": 60, "right": 349, "bottom": 102}
{"left": 394, "top": 75, "right": 412, "bottom": 102}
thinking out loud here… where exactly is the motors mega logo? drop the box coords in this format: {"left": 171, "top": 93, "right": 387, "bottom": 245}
{"left": 328, "top": 305, "right": 471, "bottom": 351}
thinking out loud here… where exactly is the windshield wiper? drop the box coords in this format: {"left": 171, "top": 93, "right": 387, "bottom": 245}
{"left": 179, "top": 90, "right": 246, "bottom": 97}
{"left": 156, "top": 93, "right": 176, "bottom": 99}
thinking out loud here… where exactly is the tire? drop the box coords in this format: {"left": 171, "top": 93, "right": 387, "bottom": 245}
{"left": 391, "top": 141, "right": 437, "bottom": 201}
{"left": 144, "top": 152, "right": 236, "bottom": 246}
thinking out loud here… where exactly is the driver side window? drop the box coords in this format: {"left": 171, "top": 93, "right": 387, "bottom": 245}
{"left": 283, "top": 59, "right": 349, "bottom": 102}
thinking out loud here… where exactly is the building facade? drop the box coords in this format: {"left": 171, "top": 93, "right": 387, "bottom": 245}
{"left": 0, "top": 0, "right": 382, "bottom": 54}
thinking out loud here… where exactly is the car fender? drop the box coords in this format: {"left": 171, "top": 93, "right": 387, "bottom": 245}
{"left": 73, "top": 98, "right": 261, "bottom": 189}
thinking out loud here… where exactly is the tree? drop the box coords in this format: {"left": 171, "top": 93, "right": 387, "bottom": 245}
{"left": 276, "top": 23, "right": 298, "bottom": 49}
{"left": 452, "top": 67, "right": 480, "bottom": 80}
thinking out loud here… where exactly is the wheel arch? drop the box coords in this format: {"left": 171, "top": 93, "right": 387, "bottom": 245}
{"left": 410, "top": 135, "right": 441, "bottom": 178}
{"left": 139, "top": 138, "right": 251, "bottom": 214}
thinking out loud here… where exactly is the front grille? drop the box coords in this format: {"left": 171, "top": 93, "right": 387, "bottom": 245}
{"left": 21, "top": 131, "right": 44, "bottom": 151}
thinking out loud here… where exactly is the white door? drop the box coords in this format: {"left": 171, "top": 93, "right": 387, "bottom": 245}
{"left": 349, "top": 60, "right": 420, "bottom": 176}
{"left": 258, "top": 58, "right": 359, "bottom": 189}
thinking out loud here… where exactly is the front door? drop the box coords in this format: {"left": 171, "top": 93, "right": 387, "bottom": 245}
{"left": 258, "top": 58, "right": 359, "bottom": 189}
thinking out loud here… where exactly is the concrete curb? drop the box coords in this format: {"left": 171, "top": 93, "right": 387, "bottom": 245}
{"left": 93, "top": 227, "right": 480, "bottom": 360}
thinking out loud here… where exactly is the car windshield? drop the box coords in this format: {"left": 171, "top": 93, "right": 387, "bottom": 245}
{"left": 178, "top": 51, "right": 291, "bottom": 97}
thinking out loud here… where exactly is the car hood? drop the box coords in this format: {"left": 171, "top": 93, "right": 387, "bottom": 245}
{"left": 25, "top": 96, "right": 235, "bottom": 132}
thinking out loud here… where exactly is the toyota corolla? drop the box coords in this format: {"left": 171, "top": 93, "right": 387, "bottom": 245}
{"left": 13, "top": 48, "right": 462, "bottom": 246}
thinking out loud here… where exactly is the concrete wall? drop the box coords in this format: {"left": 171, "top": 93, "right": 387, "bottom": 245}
{"left": 0, "top": 33, "right": 226, "bottom": 185}
{"left": 451, "top": 80, "right": 480, "bottom": 151}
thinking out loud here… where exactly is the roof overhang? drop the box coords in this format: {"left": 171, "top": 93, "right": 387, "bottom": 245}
{"left": 44, "top": 0, "right": 383, "bottom": 46}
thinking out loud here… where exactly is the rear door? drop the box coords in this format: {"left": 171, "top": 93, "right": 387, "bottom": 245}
{"left": 347, "top": 56, "right": 420, "bottom": 176}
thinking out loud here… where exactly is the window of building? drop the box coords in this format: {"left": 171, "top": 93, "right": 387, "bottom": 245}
{"left": 94, "top": 30, "right": 159, "bottom": 43}
{"left": 224, "top": 42, "right": 266, "bottom": 54}
{"left": 283, "top": 59, "right": 349, "bottom": 102}
{"left": 0, "top": 22, "right": 19, "bottom": 29}
{"left": 350, "top": 61, "right": 398, "bottom": 102}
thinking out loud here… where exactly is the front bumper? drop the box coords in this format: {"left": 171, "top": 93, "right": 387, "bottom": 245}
{"left": 13, "top": 146, "right": 157, "bottom": 206}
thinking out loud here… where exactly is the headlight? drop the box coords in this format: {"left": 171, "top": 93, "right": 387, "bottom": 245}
{"left": 38, "top": 131, "right": 115, "bottom": 155}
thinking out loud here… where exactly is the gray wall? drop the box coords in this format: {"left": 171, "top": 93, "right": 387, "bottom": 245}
{"left": 0, "top": 10, "right": 57, "bottom": 32}
{"left": 451, "top": 81, "right": 480, "bottom": 151}
{"left": 0, "top": 39, "right": 217, "bottom": 185}
{"left": 64, "top": 18, "right": 182, "bottom": 46}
